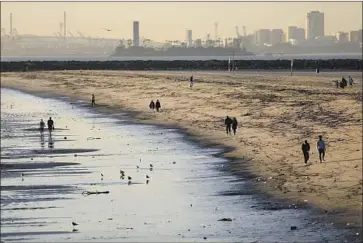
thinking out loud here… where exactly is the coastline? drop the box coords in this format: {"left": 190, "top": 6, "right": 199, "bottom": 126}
{"left": 1, "top": 70, "right": 362, "bottom": 230}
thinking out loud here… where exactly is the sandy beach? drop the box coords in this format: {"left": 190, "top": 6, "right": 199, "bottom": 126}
{"left": 1, "top": 70, "right": 362, "bottom": 228}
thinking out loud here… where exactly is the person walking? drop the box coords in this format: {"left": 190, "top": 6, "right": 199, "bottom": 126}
{"left": 348, "top": 76, "right": 354, "bottom": 86}
{"left": 317, "top": 135, "right": 326, "bottom": 163}
{"left": 47, "top": 117, "right": 54, "bottom": 132}
{"left": 149, "top": 100, "right": 155, "bottom": 110}
{"left": 224, "top": 116, "right": 232, "bottom": 135}
{"left": 301, "top": 140, "right": 310, "bottom": 164}
{"left": 155, "top": 100, "right": 161, "bottom": 112}
{"left": 189, "top": 76, "right": 194, "bottom": 88}
{"left": 39, "top": 119, "right": 45, "bottom": 132}
{"left": 91, "top": 94, "right": 96, "bottom": 107}
{"left": 232, "top": 117, "right": 238, "bottom": 135}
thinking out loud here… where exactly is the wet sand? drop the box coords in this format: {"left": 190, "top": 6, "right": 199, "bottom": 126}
{"left": 1, "top": 70, "right": 362, "bottom": 230}
{"left": 4, "top": 88, "right": 361, "bottom": 242}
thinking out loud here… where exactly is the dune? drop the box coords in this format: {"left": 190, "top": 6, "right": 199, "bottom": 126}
{"left": 1, "top": 70, "right": 362, "bottom": 227}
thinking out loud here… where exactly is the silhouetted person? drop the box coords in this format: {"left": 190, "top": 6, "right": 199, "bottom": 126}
{"left": 341, "top": 77, "right": 347, "bottom": 89}
{"left": 39, "top": 119, "right": 45, "bottom": 132}
{"left": 91, "top": 94, "right": 96, "bottom": 107}
{"left": 232, "top": 117, "right": 238, "bottom": 135}
{"left": 301, "top": 140, "right": 310, "bottom": 164}
{"left": 155, "top": 100, "right": 161, "bottom": 112}
{"left": 348, "top": 76, "right": 354, "bottom": 86}
{"left": 47, "top": 117, "right": 54, "bottom": 132}
{"left": 317, "top": 135, "right": 326, "bottom": 163}
{"left": 334, "top": 80, "right": 339, "bottom": 88}
{"left": 190, "top": 76, "right": 194, "bottom": 88}
{"left": 224, "top": 116, "right": 232, "bottom": 135}
{"left": 149, "top": 100, "right": 155, "bottom": 110}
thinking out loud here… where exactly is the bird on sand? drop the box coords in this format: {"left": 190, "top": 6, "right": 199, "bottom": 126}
{"left": 72, "top": 222, "right": 78, "bottom": 226}
{"left": 136, "top": 165, "right": 140, "bottom": 169}
{"left": 21, "top": 173, "right": 24, "bottom": 177}
{"left": 150, "top": 164, "right": 153, "bottom": 168}
{"left": 120, "top": 170, "right": 125, "bottom": 175}
{"left": 146, "top": 175, "right": 150, "bottom": 179}
{"left": 101, "top": 173, "right": 104, "bottom": 177}
{"left": 128, "top": 176, "right": 132, "bottom": 181}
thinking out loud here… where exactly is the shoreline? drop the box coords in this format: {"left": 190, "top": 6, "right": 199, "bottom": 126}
{"left": 1, "top": 70, "right": 362, "bottom": 231}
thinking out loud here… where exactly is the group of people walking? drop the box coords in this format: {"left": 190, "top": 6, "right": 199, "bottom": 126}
{"left": 149, "top": 100, "right": 161, "bottom": 112}
{"left": 335, "top": 76, "right": 354, "bottom": 89}
{"left": 301, "top": 135, "right": 326, "bottom": 164}
{"left": 39, "top": 117, "right": 54, "bottom": 132}
{"left": 224, "top": 116, "right": 238, "bottom": 135}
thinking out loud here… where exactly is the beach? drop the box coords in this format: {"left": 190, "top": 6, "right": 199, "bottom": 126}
{"left": 1, "top": 70, "right": 362, "bottom": 230}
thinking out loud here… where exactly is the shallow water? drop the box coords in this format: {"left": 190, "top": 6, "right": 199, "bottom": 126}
{"left": 0, "top": 88, "right": 359, "bottom": 242}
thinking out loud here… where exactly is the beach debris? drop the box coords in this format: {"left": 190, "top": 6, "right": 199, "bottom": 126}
{"left": 72, "top": 222, "right": 78, "bottom": 226}
{"left": 218, "top": 218, "right": 233, "bottom": 222}
{"left": 82, "top": 190, "right": 110, "bottom": 196}
{"left": 290, "top": 226, "right": 297, "bottom": 230}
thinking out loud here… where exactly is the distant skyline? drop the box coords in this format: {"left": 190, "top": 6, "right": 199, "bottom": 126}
{"left": 1, "top": 2, "right": 361, "bottom": 41}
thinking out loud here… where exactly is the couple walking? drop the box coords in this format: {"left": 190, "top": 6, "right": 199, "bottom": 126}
{"left": 39, "top": 117, "right": 54, "bottom": 132}
{"left": 301, "top": 135, "right": 326, "bottom": 164}
{"left": 224, "top": 116, "right": 238, "bottom": 135}
{"left": 149, "top": 99, "right": 161, "bottom": 112}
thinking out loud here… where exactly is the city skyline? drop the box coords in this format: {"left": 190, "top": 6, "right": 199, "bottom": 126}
{"left": 1, "top": 2, "right": 361, "bottom": 41}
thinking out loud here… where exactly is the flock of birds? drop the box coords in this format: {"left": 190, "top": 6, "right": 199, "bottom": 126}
{"left": 100, "top": 159, "right": 154, "bottom": 186}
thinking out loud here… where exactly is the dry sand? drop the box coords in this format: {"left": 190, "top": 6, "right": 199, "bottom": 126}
{"left": 1, "top": 70, "right": 362, "bottom": 227}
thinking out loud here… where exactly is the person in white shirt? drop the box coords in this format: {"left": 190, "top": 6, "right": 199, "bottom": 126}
{"left": 316, "top": 135, "right": 326, "bottom": 163}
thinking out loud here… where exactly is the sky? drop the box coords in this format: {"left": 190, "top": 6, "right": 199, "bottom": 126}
{"left": 1, "top": 1, "right": 362, "bottom": 41}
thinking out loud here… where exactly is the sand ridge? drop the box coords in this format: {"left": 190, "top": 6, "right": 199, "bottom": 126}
{"left": 1, "top": 70, "right": 362, "bottom": 227}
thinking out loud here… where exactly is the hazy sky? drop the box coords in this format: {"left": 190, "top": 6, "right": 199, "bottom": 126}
{"left": 1, "top": 2, "right": 362, "bottom": 41}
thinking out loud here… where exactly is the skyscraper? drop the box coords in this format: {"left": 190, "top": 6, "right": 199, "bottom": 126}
{"left": 306, "top": 11, "right": 324, "bottom": 40}
{"left": 133, "top": 21, "right": 140, "bottom": 47}
{"left": 186, "top": 29, "right": 193, "bottom": 47}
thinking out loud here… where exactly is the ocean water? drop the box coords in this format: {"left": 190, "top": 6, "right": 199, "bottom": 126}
{"left": 1, "top": 52, "right": 362, "bottom": 62}
{"left": 0, "top": 88, "right": 360, "bottom": 242}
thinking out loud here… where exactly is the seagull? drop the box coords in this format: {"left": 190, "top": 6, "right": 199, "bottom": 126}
{"left": 102, "top": 28, "right": 112, "bottom": 32}
{"left": 72, "top": 222, "right": 78, "bottom": 226}
{"left": 150, "top": 164, "right": 153, "bottom": 168}
{"left": 101, "top": 173, "right": 104, "bottom": 177}
{"left": 146, "top": 175, "right": 150, "bottom": 179}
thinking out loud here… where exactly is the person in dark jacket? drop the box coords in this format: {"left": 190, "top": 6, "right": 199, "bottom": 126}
{"left": 47, "top": 117, "right": 54, "bottom": 132}
{"left": 91, "top": 94, "right": 96, "bottom": 107}
{"left": 155, "top": 100, "right": 161, "bottom": 112}
{"left": 232, "top": 117, "right": 238, "bottom": 135}
{"left": 301, "top": 140, "right": 310, "bottom": 164}
{"left": 224, "top": 116, "right": 232, "bottom": 135}
{"left": 149, "top": 100, "right": 155, "bottom": 110}
{"left": 190, "top": 76, "right": 194, "bottom": 88}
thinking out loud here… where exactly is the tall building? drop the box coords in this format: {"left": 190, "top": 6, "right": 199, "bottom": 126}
{"left": 270, "top": 29, "right": 284, "bottom": 45}
{"left": 336, "top": 32, "right": 349, "bottom": 43}
{"left": 306, "top": 11, "right": 324, "bottom": 40}
{"left": 186, "top": 29, "right": 193, "bottom": 47}
{"left": 288, "top": 26, "right": 305, "bottom": 41}
{"left": 349, "top": 29, "right": 362, "bottom": 43}
{"left": 133, "top": 21, "right": 140, "bottom": 47}
{"left": 255, "top": 29, "right": 270, "bottom": 46}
